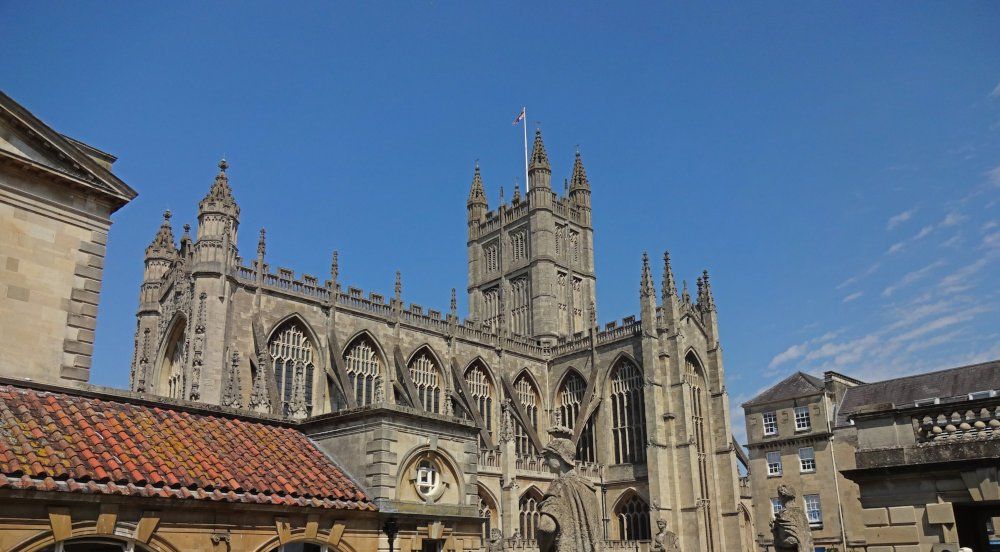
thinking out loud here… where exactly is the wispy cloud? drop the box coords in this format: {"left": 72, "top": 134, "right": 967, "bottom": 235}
{"left": 843, "top": 291, "right": 864, "bottom": 303}
{"left": 882, "top": 260, "right": 946, "bottom": 297}
{"left": 837, "top": 262, "right": 881, "bottom": 289}
{"left": 887, "top": 208, "right": 916, "bottom": 230}
{"left": 989, "top": 165, "right": 1000, "bottom": 188}
{"left": 769, "top": 343, "right": 809, "bottom": 369}
{"left": 887, "top": 241, "right": 906, "bottom": 255}
{"left": 991, "top": 81, "right": 1000, "bottom": 99}
{"left": 940, "top": 257, "right": 992, "bottom": 294}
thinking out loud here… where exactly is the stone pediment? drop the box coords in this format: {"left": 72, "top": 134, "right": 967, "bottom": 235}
{"left": 0, "top": 90, "right": 136, "bottom": 208}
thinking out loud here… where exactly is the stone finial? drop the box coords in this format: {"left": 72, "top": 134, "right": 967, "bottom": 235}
{"left": 329, "top": 250, "right": 339, "bottom": 285}
{"left": 700, "top": 269, "right": 716, "bottom": 312}
{"left": 218, "top": 158, "right": 229, "bottom": 173}
{"left": 512, "top": 181, "right": 522, "bottom": 203}
{"left": 199, "top": 158, "right": 240, "bottom": 217}
{"left": 681, "top": 280, "right": 691, "bottom": 304}
{"left": 662, "top": 251, "right": 677, "bottom": 299}
{"left": 467, "top": 161, "right": 488, "bottom": 208}
{"left": 589, "top": 299, "right": 597, "bottom": 327}
{"left": 257, "top": 228, "right": 266, "bottom": 258}
{"left": 221, "top": 350, "right": 243, "bottom": 408}
{"left": 640, "top": 251, "right": 656, "bottom": 298}
{"left": 394, "top": 270, "right": 402, "bottom": 302}
{"left": 450, "top": 288, "right": 457, "bottom": 315}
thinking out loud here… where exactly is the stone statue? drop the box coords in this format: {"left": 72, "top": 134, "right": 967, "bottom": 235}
{"left": 536, "top": 425, "right": 604, "bottom": 552}
{"left": 651, "top": 517, "right": 680, "bottom": 552}
{"left": 487, "top": 528, "right": 505, "bottom": 552}
{"left": 771, "top": 484, "right": 813, "bottom": 552}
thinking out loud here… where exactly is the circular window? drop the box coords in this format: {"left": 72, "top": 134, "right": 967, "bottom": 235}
{"left": 416, "top": 459, "right": 440, "bottom": 499}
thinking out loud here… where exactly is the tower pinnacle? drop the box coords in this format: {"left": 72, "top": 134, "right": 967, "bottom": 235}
{"left": 467, "top": 161, "right": 487, "bottom": 207}
{"left": 640, "top": 251, "right": 656, "bottom": 298}
{"left": 662, "top": 251, "right": 677, "bottom": 299}
{"left": 145, "top": 210, "right": 177, "bottom": 260}
{"left": 528, "top": 129, "right": 552, "bottom": 190}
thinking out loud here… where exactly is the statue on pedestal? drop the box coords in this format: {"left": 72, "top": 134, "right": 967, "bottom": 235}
{"left": 771, "top": 484, "right": 813, "bottom": 552}
{"left": 536, "top": 425, "right": 604, "bottom": 552}
{"left": 651, "top": 517, "right": 680, "bottom": 552}
{"left": 487, "top": 528, "right": 505, "bottom": 552}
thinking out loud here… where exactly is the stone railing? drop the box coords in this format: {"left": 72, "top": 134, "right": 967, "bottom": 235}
{"left": 577, "top": 460, "right": 602, "bottom": 478}
{"left": 597, "top": 319, "right": 641, "bottom": 345}
{"left": 480, "top": 448, "right": 502, "bottom": 470}
{"left": 515, "top": 453, "right": 548, "bottom": 473}
{"left": 914, "top": 405, "right": 1000, "bottom": 442}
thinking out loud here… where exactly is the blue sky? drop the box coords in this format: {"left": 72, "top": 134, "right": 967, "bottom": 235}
{"left": 3, "top": 2, "right": 998, "bottom": 443}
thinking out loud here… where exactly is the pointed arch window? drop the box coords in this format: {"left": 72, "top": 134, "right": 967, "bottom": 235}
{"left": 519, "top": 489, "right": 543, "bottom": 542}
{"left": 615, "top": 493, "right": 651, "bottom": 541}
{"left": 159, "top": 320, "right": 186, "bottom": 400}
{"left": 269, "top": 322, "right": 316, "bottom": 417}
{"left": 610, "top": 358, "right": 647, "bottom": 464}
{"left": 514, "top": 374, "right": 539, "bottom": 456}
{"left": 465, "top": 362, "right": 494, "bottom": 432}
{"left": 510, "top": 277, "right": 531, "bottom": 336}
{"left": 558, "top": 371, "right": 597, "bottom": 463}
{"left": 344, "top": 336, "right": 383, "bottom": 406}
{"left": 409, "top": 351, "right": 444, "bottom": 414}
{"left": 478, "top": 487, "right": 498, "bottom": 543}
{"left": 687, "top": 352, "right": 714, "bottom": 546}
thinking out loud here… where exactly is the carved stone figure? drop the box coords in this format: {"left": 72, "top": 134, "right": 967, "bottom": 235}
{"left": 536, "top": 425, "right": 603, "bottom": 552}
{"left": 487, "top": 528, "right": 505, "bottom": 552}
{"left": 651, "top": 517, "right": 680, "bottom": 552}
{"left": 771, "top": 484, "right": 813, "bottom": 552}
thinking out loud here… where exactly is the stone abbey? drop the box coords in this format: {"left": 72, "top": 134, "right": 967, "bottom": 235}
{"left": 128, "top": 127, "right": 752, "bottom": 551}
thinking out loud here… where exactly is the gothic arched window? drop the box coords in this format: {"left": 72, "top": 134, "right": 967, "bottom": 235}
{"left": 159, "top": 319, "right": 186, "bottom": 400}
{"left": 478, "top": 486, "right": 498, "bottom": 542}
{"left": 343, "top": 335, "right": 383, "bottom": 406}
{"left": 269, "top": 321, "right": 316, "bottom": 417}
{"left": 615, "top": 493, "right": 651, "bottom": 541}
{"left": 519, "top": 488, "right": 543, "bottom": 542}
{"left": 510, "top": 277, "right": 531, "bottom": 335}
{"left": 514, "top": 373, "right": 539, "bottom": 456}
{"left": 558, "top": 371, "right": 597, "bottom": 463}
{"left": 409, "top": 350, "right": 444, "bottom": 414}
{"left": 687, "top": 352, "right": 713, "bottom": 540}
{"left": 465, "top": 361, "right": 495, "bottom": 432}
{"left": 610, "top": 357, "right": 647, "bottom": 464}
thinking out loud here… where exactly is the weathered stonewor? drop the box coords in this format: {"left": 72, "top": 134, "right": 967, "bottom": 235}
{"left": 771, "top": 484, "right": 814, "bottom": 552}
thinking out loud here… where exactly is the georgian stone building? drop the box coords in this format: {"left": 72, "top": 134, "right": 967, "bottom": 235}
{"left": 130, "top": 128, "right": 751, "bottom": 551}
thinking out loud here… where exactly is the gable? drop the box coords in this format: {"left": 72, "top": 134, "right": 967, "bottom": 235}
{"left": 0, "top": 91, "right": 136, "bottom": 208}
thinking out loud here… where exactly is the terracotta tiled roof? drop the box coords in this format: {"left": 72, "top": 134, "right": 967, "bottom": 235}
{"left": 0, "top": 384, "right": 375, "bottom": 510}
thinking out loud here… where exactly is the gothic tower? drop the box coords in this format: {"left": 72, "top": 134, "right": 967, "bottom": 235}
{"left": 466, "top": 129, "right": 596, "bottom": 344}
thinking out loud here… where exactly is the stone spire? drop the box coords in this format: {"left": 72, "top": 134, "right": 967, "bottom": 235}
{"left": 145, "top": 210, "right": 177, "bottom": 260}
{"left": 330, "top": 250, "right": 339, "bottom": 289}
{"left": 257, "top": 228, "right": 266, "bottom": 258}
{"left": 450, "top": 288, "right": 457, "bottom": 316}
{"left": 569, "top": 149, "right": 590, "bottom": 194}
{"left": 662, "top": 251, "right": 677, "bottom": 299}
{"left": 198, "top": 158, "right": 240, "bottom": 218}
{"left": 394, "top": 271, "right": 403, "bottom": 303}
{"left": 221, "top": 350, "right": 243, "bottom": 408}
{"left": 681, "top": 280, "right": 691, "bottom": 304}
{"left": 640, "top": 251, "right": 656, "bottom": 299}
{"left": 512, "top": 181, "right": 522, "bottom": 204}
{"left": 467, "top": 161, "right": 488, "bottom": 207}
{"left": 528, "top": 128, "right": 552, "bottom": 190}
{"left": 698, "top": 269, "right": 716, "bottom": 312}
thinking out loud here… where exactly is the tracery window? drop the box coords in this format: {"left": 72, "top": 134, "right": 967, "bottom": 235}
{"left": 160, "top": 320, "right": 186, "bottom": 400}
{"left": 343, "top": 336, "right": 383, "bottom": 406}
{"left": 570, "top": 230, "right": 580, "bottom": 263}
{"left": 514, "top": 374, "right": 539, "bottom": 456}
{"left": 511, "top": 227, "right": 528, "bottom": 261}
{"left": 484, "top": 240, "right": 500, "bottom": 273}
{"left": 610, "top": 358, "right": 647, "bottom": 464}
{"left": 555, "top": 224, "right": 565, "bottom": 255}
{"left": 572, "top": 277, "right": 584, "bottom": 330}
{"left": 269, "top": 321, "right": 316, "bottom": 417}
{"left": 558, "top": 371, "right": 596, "bottom": 463}
{"left": 615, "top": 493, "right": 651, "bottom": 541}
{"left": 519, "top": 489, "right": 543, "bottom": 542}
{"left": 478, "top": 487, "right": 497, "bottom": 542}
{"left": 465, "top": 362, "right": 494, "bottom": 432}
{"left": 687, "top": 353, "right": 715, "bottom": 551}
{"left": 510, "top": 277, "right": 531, "bottom": 336}
{"left": 409, "top": 351, "right": 443, "bottom": 414}
{"left": 483, "top": 286, "right": 501, "bottom": 329}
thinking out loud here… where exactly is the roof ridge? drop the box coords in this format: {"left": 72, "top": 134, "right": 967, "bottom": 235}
{"left": 851, "top": 359, "right": 1000, "bottom": 389}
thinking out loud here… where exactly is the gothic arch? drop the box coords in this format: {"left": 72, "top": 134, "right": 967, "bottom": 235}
{"left": 406, "top": 344, "right": 448, "bottom": 414}
{"left": 267, "top": 314, "right": 323, "bottom": 417}
{"left": 464, "top": 357, "right": 498, "bottom": 433}
{"left": 555, "top": 367, "right": 597, "bottom": 463}
{"left": 10, "top": 520, "right": 180, "bottom": 552}
{"left": 464, "top": 356, "right": 499, "bottom": 388}
{"left": 341, "top": 329, "right": 389, "bottom": 407}
{"left": 477, "top": 483, "right": 500, "bottom": 541}
{"left": 604, "top": 351, "right": 642, "bottom": 379}
{"left": 684, "top": 348, "right": 713, "bottom": 391}
{"left": 254, "top": 534, "right": 359, "bottom": 552}
{"left": 612, "top": 489, "right": 652, "bottom": 541}
{"left": 518, "top": 485, "right": 545, "bottom": 542}
{"left": 608, "top": 355, "right": 648, "bottom": 465}
{"left": 511, "top": 367, "right": 544, "bottom": 407}
{"left": 512, "top": 370, "right": 542, "bottom": 456}
{"left": 266, "top": 313, "right": 326, "bottom": 367}
{"left": 153, "top": 313, "right": 187, "bottom": 399}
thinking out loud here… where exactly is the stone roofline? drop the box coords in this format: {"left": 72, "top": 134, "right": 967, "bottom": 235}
{"left": 218, "top": 259, "right": 653, "bottom": 361}
{"left": 470, "top": 188, "right": 590, "bottom": 237}
{"left": 823, "top": 370, "right": 865, "bottom": 386}
{"left": 846, "top": 390, "right": 1000, "bottom": 422}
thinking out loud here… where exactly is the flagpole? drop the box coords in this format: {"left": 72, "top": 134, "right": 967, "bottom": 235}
{"left": 522, "top": 106, "right": 529, "bottom": 194}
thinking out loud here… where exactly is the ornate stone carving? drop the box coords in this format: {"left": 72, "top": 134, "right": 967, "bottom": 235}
{"left": 487, "top": 528, "right": 505, "bottom": 552}
{"left": 189, "top": 292, "right": 207, "bottom": 401}
{"left": 498, "top": 399, "right": 515, "bottom": 443}
{"left": 771, "top": 484, "right": 813, "bottom": 552}
{"left": 536, "top": 425, "right": 604, "bottom": 552}
{"left": 288, "top": 359, "right": 309, "bottom": 419}
{"left": 248, "top": 355, "right": 272, "bottom": 414}
{"left": 221, "top": 350, "right": 242, "bottom": 408}
{"left": 136, "top": 328, "right": 151, "bottom": 393}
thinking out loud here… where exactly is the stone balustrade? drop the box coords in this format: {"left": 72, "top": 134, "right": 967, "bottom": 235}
{"left": 914, "top": 405, "right": 1000, "bottom": 442}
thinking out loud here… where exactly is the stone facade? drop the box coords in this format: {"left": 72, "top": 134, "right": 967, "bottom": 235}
{"left": 743, "top": 371, "right": 865, "bottom": 551}
{"left": 0, "top": 91, "right": 136, "bottom": 384}
{"left": 839, "top": 360, "right": 1000, "bottom": 552}
{"left": 131, "top": 129, "right": 751, "bottom": 551}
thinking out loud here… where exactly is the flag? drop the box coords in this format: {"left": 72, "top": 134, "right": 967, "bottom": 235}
{"left": 513, "top": 108, "right": 525, "bottom": 126}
